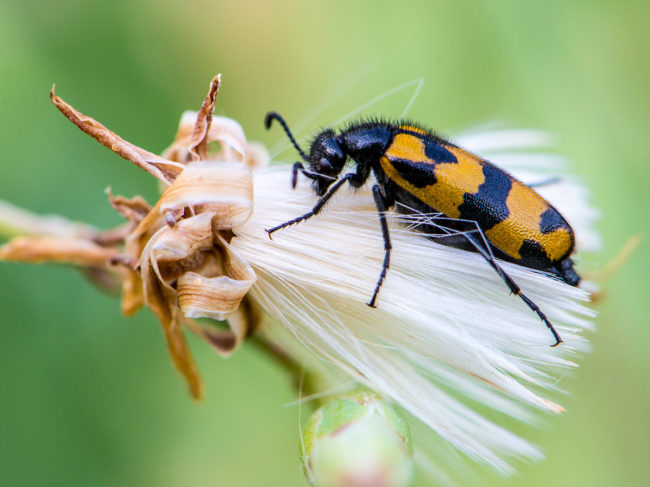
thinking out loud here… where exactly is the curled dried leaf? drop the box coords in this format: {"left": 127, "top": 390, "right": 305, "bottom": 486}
{"left": 148, "top": 212, "right": 215, "bottom": 263}
{"left": 178, "top": 271, "right": 254, "bottom": 320}
{"left": 177, "top": 235, "right": 256, "bottom": 321}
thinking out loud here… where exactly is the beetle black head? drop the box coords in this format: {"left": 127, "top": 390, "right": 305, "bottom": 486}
{"left": 308, "top": 130, "right": 346, "bottom": 195}
{"left": 265, "top": 112, "right": 348, "bottom": 196}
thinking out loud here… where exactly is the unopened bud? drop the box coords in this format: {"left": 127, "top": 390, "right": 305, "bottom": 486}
{"left": 302, "top": 390, "right": 413, "bottom": 487}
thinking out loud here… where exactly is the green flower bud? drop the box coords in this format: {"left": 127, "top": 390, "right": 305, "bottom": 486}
{"left": 302, "top": 390, "right": 413, "bottom": 487}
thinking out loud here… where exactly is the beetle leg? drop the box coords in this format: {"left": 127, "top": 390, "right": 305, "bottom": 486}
{"left": 367, "top": 185, "right": 392, "bottom": 308}
{"left": 266, "top": 172, "right": 355, "bottom": 236}
{"left": 463, "top": 229, "right": 563, "bottom": 347}
{"left": 348, "top": 164, "right": 371, "bottom": 189}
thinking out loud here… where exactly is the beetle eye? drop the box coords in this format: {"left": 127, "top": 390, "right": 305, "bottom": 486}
{"left": 317, "top": 158, "right": 333, "bottom": 173}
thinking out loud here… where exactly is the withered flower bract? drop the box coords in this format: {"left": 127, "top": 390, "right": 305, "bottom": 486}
{"left": 2, "top": 76, "right": 266, "bottom": 399}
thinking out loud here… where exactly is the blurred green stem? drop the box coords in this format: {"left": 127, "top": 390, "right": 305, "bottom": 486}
{"left": 250, "top": 332, "right": 320, "bottom": 401}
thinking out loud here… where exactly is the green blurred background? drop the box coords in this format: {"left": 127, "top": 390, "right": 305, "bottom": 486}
{"left": 1, "top": 1, "right": 648, "bottom": 486}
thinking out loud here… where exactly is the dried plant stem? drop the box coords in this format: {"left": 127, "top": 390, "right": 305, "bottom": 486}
{"left": 0, "top": 200, "right": 98, "bottom": 240}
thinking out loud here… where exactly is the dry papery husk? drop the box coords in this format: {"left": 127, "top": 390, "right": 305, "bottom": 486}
{"left": 0, "top": 76, "right": 268, "bottom": 399}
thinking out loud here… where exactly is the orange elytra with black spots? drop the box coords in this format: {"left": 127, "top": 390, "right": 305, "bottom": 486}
{"left": 264, "top": 114, "right": 580, "bottom": 346}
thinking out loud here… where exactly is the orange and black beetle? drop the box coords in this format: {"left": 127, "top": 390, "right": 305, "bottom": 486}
{"left": 265, "top": 112, "right": 580, "bottom": 346}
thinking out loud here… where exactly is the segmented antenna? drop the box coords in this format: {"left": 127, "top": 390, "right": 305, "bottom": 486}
{"left": 265, "top": 111, "right": 308, "bottom": 161}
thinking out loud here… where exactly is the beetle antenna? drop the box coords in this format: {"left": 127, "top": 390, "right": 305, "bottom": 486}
{"left": 265, "top": 111, "right": 308, "bottom": 161}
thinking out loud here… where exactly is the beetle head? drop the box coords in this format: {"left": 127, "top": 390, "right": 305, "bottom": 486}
{"left": 309, "top": 130, "right": 346, "bottom": 195}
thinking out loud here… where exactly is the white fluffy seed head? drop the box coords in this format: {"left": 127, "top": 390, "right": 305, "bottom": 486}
{"left": 231, "top": 128, "right": 598, "bottom": 475}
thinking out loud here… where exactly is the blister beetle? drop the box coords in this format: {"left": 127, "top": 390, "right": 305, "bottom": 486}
{"left": 265, "top": 112, "right": 580, "bottom": 346}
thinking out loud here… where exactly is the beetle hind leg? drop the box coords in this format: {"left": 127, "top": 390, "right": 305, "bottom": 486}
{"left": 463, "top": 230, "right": 563, "bottom": 347}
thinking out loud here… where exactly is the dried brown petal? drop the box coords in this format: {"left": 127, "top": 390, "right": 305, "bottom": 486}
{"left": 185, "top": 295, "right": 263, "bottom": 355}
{"left": 181, "top": 283, "right": 259, "bottom": 358}
{"left": 121, "top": 269, "right": 144, "bottom": 316}
{"left": 230, "top": 295, "right": 264, "bottom": 340}
{"left": 140, "top": 236, "right": 202, "bottom": 399}
{"left": 162, "top": 113, "right": 251, "bottom": 165}
{"left": 162, "top": 307, "right": 202, "bottom": 399}
{"left": 177, "top": 234, "right": 255, "bottom": 319}
{"left": 148, "top": 212, "right": 215, "bottom": 264}
{"left": 207, "top": 115, "right": 247, "bottom": 162}
{"left": 50, "top": 87, "right": 182, "bottom": 184}
{"left": 177, "top": 270, "right": 255, "bottom": 321}
{"left": 159, "top": 162, "right": 253, "bottom": 230}
{"left": 189, "top": 75, "right": 221, "bottom": 162}
{"left": 107, "top": 190, "right": 152, "bottom": 224}
{"left": 124, "top": 200, "right": 166, "bottom": 262}
{"left": 184, "top": 321, "right": 237, "bottom": 354}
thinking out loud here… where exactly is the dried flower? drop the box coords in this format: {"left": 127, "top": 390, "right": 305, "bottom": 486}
{"left": 2, "top": 76, "right": 267, "bottom": 399}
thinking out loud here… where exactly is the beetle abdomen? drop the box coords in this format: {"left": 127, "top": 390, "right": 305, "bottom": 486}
{"left": 379, "top": 128, "right": 575, "bottom": 267}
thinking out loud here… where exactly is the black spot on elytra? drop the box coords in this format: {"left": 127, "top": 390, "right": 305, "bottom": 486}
{"left": 519, "top": 239, "right": 551, "bottom": 269}
{"left": 539, "top": 207, "right": 566, "bottom": 234}
{"left": 424, "top": 138, "right": 457, "bottom": 163}
{"left": 389, "top": 158, "right": 437, "bottom": 187}
{"left": 457, "top": 162, "right": 511, "bottom": 230}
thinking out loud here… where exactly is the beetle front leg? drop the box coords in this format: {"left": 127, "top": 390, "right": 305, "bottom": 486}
{"left": 266, "top": 173, "right": 355, "bottom": 237}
